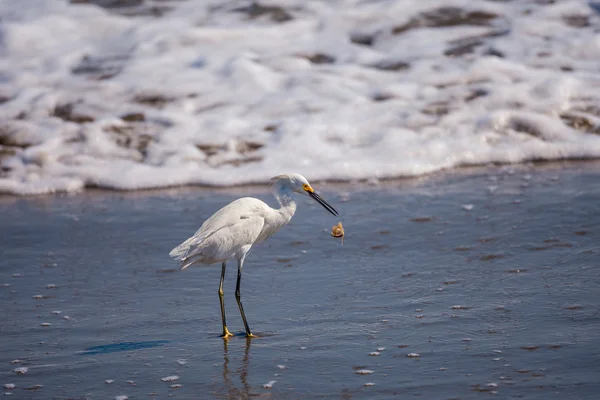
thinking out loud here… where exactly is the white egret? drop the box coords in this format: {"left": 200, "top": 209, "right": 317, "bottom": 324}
{"left": 169, "top": 173, "right": 339, "bottom": 338}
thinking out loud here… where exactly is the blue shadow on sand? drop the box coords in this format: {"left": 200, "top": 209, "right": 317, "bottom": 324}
{"left": 79, "top": 340, "right": 169, "bottom": 355}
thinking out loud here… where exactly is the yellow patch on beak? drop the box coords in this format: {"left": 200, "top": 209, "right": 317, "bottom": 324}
{"left": 303, "top": 184, "right": 314, "bottom": 193}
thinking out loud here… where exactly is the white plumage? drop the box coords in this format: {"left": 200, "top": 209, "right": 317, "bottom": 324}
{"left": 169, "top": 197, "right": 273, "bottom": 268}
{"left": 169, "top": 173, "right": 338, "bottom": 338}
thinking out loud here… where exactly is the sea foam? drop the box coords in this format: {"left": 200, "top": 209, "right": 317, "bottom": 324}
{"left": 1, "top": 0, "right": 600, "bottom": 195}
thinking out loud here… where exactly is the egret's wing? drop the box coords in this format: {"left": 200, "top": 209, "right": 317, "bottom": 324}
{"left": 169, "top": 213, "right": 239, "bottom": 260}
{"left": 169, "top": 197, "right": 267, "bottom": 260}
{"left": 169, "top": 215, "right": 232, "bottom": 259}
{"left": 178, "top": 215, "right": 265, "bottom": 269}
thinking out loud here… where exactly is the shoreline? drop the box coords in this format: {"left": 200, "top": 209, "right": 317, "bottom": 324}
{"left": 2, "top": 159, "right": 600, "bottom": 202}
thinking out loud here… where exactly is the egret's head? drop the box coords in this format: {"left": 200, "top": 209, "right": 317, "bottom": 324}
{"left": 271, "top": 173, "right": 338, "bottom": 216}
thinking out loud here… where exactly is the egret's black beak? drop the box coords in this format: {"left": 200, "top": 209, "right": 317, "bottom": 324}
{"left": 308, "top": 191, "right": 339, "bottom": 216}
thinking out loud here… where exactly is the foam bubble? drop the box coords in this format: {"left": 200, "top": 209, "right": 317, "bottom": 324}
{"left": 356, "top": 369, "right": 374, "bottom": 375}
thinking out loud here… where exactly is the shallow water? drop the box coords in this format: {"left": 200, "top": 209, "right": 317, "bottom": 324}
{"left": 1, "top": 163, "right": 600, "bottom": 399}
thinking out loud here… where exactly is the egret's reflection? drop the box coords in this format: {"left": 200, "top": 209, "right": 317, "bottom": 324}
{"left": 220, "top": 337, "right": 253, "bottom": 399}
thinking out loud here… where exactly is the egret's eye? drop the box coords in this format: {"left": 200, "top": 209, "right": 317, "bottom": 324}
{"left": 302, "top": 184, "right": 313, "bottom": 192}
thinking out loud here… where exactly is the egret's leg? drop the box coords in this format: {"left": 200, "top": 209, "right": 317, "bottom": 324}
{"left": 235, "top": 258, "right": 257, "bottom": 338}
{"left": 219, "top": 262, "right": 233, "bottom": 338}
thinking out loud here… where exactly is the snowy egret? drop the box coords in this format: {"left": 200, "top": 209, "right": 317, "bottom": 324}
{"left": 169, "top": 173, "right": 339, "bottom": 338}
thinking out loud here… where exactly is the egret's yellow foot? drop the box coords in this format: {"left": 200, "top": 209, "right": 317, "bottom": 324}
{"left": 221, "top": 327, "right": 234, "bottom": 338}
{"left": 246, "top": 332, "right": 258, "bottom": 338}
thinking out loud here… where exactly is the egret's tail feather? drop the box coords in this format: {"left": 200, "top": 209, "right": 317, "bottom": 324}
{"left": 169, "top": 235, "right": 198, "bottom": 259}
{"left": 170, "top": 242, "right": 203, "bottom": 270}
{"left": 169, "top": 244, "right": 187, "bottom": 260}
{"left": 180, "top": 259, "right": 195, "bottom": 270}
{"left": 170, "top": 248, "right": 193, "bottom": 271}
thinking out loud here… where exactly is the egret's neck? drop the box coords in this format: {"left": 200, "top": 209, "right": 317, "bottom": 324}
{"left": 273, "top": 184, "right": 297, "bottom": 221}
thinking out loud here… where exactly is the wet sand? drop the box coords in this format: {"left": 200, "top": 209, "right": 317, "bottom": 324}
{"left": 1, "top": 162, "right": 599, "bottom": 399}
